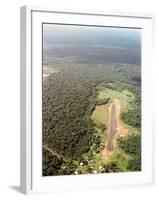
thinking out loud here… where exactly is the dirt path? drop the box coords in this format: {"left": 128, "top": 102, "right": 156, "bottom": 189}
{"left": 43, "top": 145, "right": 67, "bottom": 161}
{"left": 101, "top": 99, "right": 121, "bottom": 159}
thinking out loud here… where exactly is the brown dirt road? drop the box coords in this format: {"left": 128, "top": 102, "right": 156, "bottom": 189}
{"left": 101, "top": 99, "right": 122, "bottom": 159}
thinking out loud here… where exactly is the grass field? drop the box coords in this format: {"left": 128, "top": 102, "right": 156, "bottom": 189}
{"left": 97, "top": 85, "right": 134, "bottom": 110}
{"left": 92, "top": 84, "right": 135, "bottom": 127}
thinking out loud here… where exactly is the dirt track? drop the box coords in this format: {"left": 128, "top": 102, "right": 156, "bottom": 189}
{"left": 101, "top": 99, "right": 121, "bottom": 159}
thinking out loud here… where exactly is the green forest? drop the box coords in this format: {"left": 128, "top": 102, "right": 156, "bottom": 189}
{"left": 42, "top": 63, "right": 141, "bottom": 176}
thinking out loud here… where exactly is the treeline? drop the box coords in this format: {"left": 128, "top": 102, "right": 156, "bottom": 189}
{"left": 117, "top": 134, "right": 141, "bottom": 171}
{"left": 121, "top": 86, "right": 141, "bottom": 128}
{"left": 96, "top": 97, "right": 110, "bottom": 106}
{"left": 121, "top": 109, "right": 141, "bottom": 128}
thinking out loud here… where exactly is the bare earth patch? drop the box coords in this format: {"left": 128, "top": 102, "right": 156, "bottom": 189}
{"left": 119, "top": 126, "right": 128, "bottom": 137}
{"left": 101, "top": 99, "right": 125, "bottom": 159}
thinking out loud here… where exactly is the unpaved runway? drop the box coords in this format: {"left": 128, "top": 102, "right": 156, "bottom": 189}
{"left": 101, "top": 99, "right": 121, "bottom": 159}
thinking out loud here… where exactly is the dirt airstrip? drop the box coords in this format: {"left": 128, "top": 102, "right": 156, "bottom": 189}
{"left": 101, "top": 99, "right": 128, "bottom": 159}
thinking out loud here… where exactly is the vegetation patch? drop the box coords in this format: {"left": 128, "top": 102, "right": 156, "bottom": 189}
{"left": 42, "top": 63, "right": 141, "bottom": 176}
{"left": 117, "top": 133, "right": 141, "bottom": 171}
{"left": 91, "top": 83, "right": 141, "bottom": 173}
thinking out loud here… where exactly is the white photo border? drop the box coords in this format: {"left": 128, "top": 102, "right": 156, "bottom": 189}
{"left": 20, "top": 6, "right": 154, "bottom": 194}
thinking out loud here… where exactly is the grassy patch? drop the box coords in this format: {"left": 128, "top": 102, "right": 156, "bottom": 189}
{"left": 96, "top": 85, "right": 134, "bottom": 111}
{"left": 91, "top": 85, "right": 134, "bottom": 128}
{"left": 92, "top": 104, "right": 109, "bottom": 126}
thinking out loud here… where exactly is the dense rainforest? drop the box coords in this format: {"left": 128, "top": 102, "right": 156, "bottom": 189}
{"left": 42, "top": 63, "right": 141, "bottom": 176}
